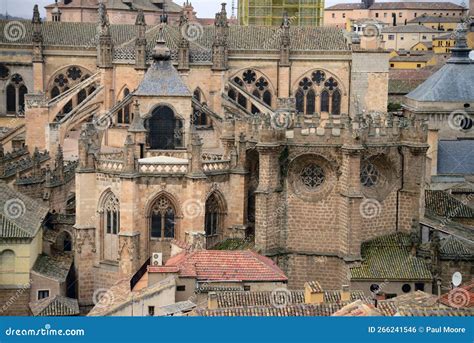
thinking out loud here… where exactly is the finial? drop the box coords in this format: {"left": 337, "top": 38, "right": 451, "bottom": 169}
{"left": 32, "top": 4, "right": 41, "bottom": 24}
{"left": 152, "top": 26, "right": 171, "bottom": 61}
{"left": 282, "top": 11, "right": 290, "bottom": 28}
{"left": 135, "top": 9, "right": 146, "bottom": 26}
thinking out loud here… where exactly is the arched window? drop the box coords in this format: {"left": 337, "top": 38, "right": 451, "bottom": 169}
{"left": 101, "top": 192, "right": 120, "bottom": 261}
{"left": 228, "top": 89, "right": 236, "bottom": 101}
{"left": 0, "top": 250, "right": 15, "bottom": 272}
{"left": 332, "top": 89, "right": 341, "bottom": 115}
{"left": 77, "top": 89, "right": 87, "bottom": 105}
{"left": 51, "top": 86, "right": 60, "bottom": 99}
{"left": 6, "top": 84, "right": 16, "bottom": 113}
{"left": 205, "top": 193, "right": 225, "bottom": 238}
{"left": 263, "top": 90, "right": 272, "bottom": 107}
{"left": 238, "top": 93, "right": 247, "bottom": 109}
{"left": 295, "top": 89, "right": 304, "bottom": 114}
{"left": 192, "top": 89, "right": 209, "bottom": 127}
{"left": 320, "top": 90, "right": 330, "bottom": 113}
{"left": 6, "top": 74, "right": 27, "bottom": 115}
{"left": 251, "top": 90, "right": 260, "bottom": 114}
{"left": 63, "top": 87, "right": 73, "bottom": 114}
{"left": 306, "top": 89, "right": 316, "bottom": 115}
{"left": 150, "top": 196, "right": 175, "bottom": 239}
{"left": 117, "top": 88, "right": 132, "bottom": 125}
{"left": 148, "top": 105, "right": 183, "bottom": 150}
{"left": 88, "top": 86, "right": 96, "bottom": 95}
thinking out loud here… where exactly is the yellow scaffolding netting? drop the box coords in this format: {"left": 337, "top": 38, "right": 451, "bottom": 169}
{"left": 238, "top": 0, "right": 325, "bottom": 26}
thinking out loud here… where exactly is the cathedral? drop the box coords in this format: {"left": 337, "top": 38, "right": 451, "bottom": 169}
{"left": 0, "top": 3, "right": 435, "bottom": 310}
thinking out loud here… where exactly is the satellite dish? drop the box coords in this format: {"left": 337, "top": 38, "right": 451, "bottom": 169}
{"left": 452, "top": 272, "right": 462, "bottom": 287}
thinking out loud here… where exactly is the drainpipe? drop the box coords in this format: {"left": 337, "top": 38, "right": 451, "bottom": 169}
{"left": 396, "top": 146, "right": 405, "bottom": 232}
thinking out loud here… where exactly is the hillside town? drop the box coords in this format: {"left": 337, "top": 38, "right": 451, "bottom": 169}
{"left": 0, "top": 0, "right": 472, "bottom": 318}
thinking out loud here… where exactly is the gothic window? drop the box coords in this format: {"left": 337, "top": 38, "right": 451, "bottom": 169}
{"left": 148, "top": 105, "right": 183, "bottom": 150}
{"left": 205, "top": 193, "right": 224, "bottom": 237}
{"left": 67, "top": 66, "right": 82, "bottom": 81}
{"left": 63, "top": 87, "right": 73, "bottom": 114}
{"left": 263, "top": 90, "right": 272, "bottom": 107}
{"left": 295, "top": 70, "right": 343, "bottom": 116}
{"left": 306, "top": 89, "right": 316, "bottom": 115}
{"left": 0, "top": 64, "right": 9, "bottom": 79}
{"left": 320, "top": 90, "right": 330, "bottom": 113}
{"left": 150, "top": 196, "right": 175, "bottom": 239}
{"left": 192, "top": 89, "right": 209, "bottom": 127}
{"left": 117, "top": 88, "right": 132, "bottom": 125}
{"left": 296, "top": 89, "right": 304, "bottom": 114}
{"left": 300, "top": 164, "right": 325, "bottom": 190}
{"left": 88, "top": 86, "right": 96, "bottom": 95}
{"left": 360, "top": 162, "right": 380, "bottom": 187}
{"left": 6, "top": 84, "right": 16, "bottom": 113}
{"left": 332, "top": 89, "right": 341, "bottom": 115}
{"left": 6, "top": 74, "right": 27, "bottom": 115}
{"left": 54, "top": 74, "right": 68, "bottom": 87}
{"left": 77, "top": 89, "right": 87, "bottom": 105}
{"left": 101, "top": 192, "right": 120, "bottom": 261}
{"left": 0, "top": 250, "right": 15, "bottom": 272}
{"left": 230, "top": 70, "right": 273, "bottom": 111}
{"left": 51, "top": 86, "right": 60, "bottom": 99}
{"left": 228, "top": 88, "right": 236, "bottom": 101}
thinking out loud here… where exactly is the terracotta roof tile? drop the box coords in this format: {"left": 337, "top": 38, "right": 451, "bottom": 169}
{"left": 149, "top": 250, "right": 288, "bottom": 282}
{"left": 425, "top": 190, "right": 474, "bottom": 219}
{"left": 29, "top": 295, "right": 79, "bottom": 316}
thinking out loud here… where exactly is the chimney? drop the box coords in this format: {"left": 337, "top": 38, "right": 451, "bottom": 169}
{"left": 208, "top": 292, "right": 218, "bottom": 309}
{"left": 341, "top": 285, "right": 351, "bottom": 302}
{"left": 304, "top": 281, "right": 324, "bottom": 304}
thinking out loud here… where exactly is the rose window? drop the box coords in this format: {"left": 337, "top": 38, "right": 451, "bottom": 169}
{"left": 360, "top": 162, "right": 380, "bottom": 187}
{"left": 300, "top": 164, "right": 325, "bottom": 189}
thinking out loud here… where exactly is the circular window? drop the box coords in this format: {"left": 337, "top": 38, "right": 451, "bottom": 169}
{"left": 0, "top": 64, "right": 9, "bottom": 79}
{"left": 360, "top": 162, "right": 380, "bottom": 187}
{"left": 300, "top": 164, "right": 325, "bottom": 190}
{"left": 402, "top": 283, "right": 411, "bottom": 293}
{"left": 370, "top": 283, "right": 380, "bottom": 294}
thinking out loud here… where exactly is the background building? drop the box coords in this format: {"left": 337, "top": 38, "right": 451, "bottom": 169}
{"left": 325, "top": 0, "right": 466, "bottom": 28}
{"left": 238, "top": 0, "right": 325, "bottom": 26}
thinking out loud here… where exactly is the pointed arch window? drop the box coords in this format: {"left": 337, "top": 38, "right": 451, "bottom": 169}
{"left": 51, "top": 86, "right": 60, "bottom": 99}
{"left": 205, "top": 193, "right": 224, "bottom": 237}
{"left": 263, "top": 90, "right": 272, "bottom": 107}
{"left": 117, "top": 88, "right": 132, "bottom": 125}
{"left": 320, "top": 90, "right": 330, "bottom": 113}
{"left": 101, "top": 192, "right": 120, "bottom": 261}
{"left": 230, "top": 71, "right": 273, "bottom": 112}
{"left": 148, "top": 105, "right": 183, "bottom": 150}
{"left": 306, "top": 89, "right": 316, "bottom": 115}
{"left": 332, "top": 89, "right": 341, "bottom": 115}
{"left": 150, "top": 196, "right": 176, "bottom": 239}
{"left": 192, "top": 88, "right": 209, "bottom": 127}
{"left": 77, "top": 89, "right": 87, "bottom": 105}
{"left": 296, "top": 89, "right": 304, "bottom": 114}
{"left": 6, "top": 74, "right": 27, "bottom": 115}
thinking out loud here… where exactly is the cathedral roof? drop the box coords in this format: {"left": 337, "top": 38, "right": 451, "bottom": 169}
{"left": 45, "top": 0, "right": 183, "bottom": 13}
{"left": 327, "top": 2, "right": 465, "bottom": 11}
{"left": 0, "top": 20, "right": 349, "bottom": 61}
{"left": 0, "top": 182, "right": 49, "bottom": 239}
{"left": 437, "top": 140, "right": 474, "bottom": 175}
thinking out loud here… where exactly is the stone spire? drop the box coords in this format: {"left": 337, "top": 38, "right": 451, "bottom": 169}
{"left": 280, "top": 11, "right": 291, "bottom": 67}
{"left": 212, "top": 3, "right": 229, "bottom": 71}
{"left": 178, "top": 12, "right": 190, "bottom": 71}
{"left": 152, "top": 26, "right": 171, "bottom": 61}
{"left": 448, "top": 24, "right": 472, "bottom": 64}
{"left": 135, "top": 9, "right": 147, "bottom": 70}
{"left": 97, "top": 2, "right": 113, "bottom": 68}
{"left": 32, "top": 5, "right": 43, "bottom": 62}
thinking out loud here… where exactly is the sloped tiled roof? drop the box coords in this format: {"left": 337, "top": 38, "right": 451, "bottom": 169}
{"left": 439, "top": 283, "right": 474, "bottom": 308}
{"left": 0, "top": 182, "right": 49, "bottom": 239}
{"left": 382, "top": 25, "right": 441, "bottom": 33}
{"left": 45, "top": 0, "right": 183, "bottom": 13}
{"left": 391, "top": 53, "right": 434, "bottom": 63}
{"left": 213, "top": 290, "right": 368, "bottom": 308}
{"left": 327, "top": 2, "right": 464, "bottom": 11}
{"left": 425, "top": 190, "right": 474, "bottom": 219}
{"left": 407, "top": 15, "right": 463, "bottom": 24}
{"left": 332, "top": 300, "right": 382, "bottom": 316}
{"left": 395, "top": 307, "right": 473, "bottom": 316}
{"left": 437, "top": 140, "right": 474, "bottom": 175}
{"left": 32, "top": 254, "right": 73, "bottom": 282}
{"left": 0, "top": 20, "right": 349, "bottom": 55}
{"left": 29, "top": 295, "right": 79, "bottom": 316}
{"left": 350, "top": 233, "right": 432, "bottom": 281}
{"left": 196, "top": 303, "right": 346, "bottom": 317}
{"left": 149, "top": 250, "right": 288, "bottom": 282}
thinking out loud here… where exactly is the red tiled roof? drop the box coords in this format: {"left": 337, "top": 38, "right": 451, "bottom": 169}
{"left": 149, "top": 250, "right": 288, "bottom": 282}
{"left": 439, "top": 283, "right": 474, "bottom": 308}
{"left": 327, "top": 2, "right": 464, "bottom": 11}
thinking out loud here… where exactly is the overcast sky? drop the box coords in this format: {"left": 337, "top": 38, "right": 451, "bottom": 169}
{"left": 0, "top": 0, "right": 467, "bottom": 19}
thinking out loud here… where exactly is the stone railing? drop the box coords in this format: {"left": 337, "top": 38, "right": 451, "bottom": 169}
{"left": 145, "top": 150, "right": 188, "bottom": 159}
{"left": 97, "top": 159, "right": 124, "bottom": 173}
{"left": 138, "top": 161, "right": 188, "bottom": 175}
{"left": 202, "top": 160, "right": 231, "bottom": 173}
{"left": 201, "top": 153, "right": 224, "bottom": 162}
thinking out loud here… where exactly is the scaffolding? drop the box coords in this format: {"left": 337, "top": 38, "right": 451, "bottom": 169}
{"left": 238, "top": 0, "right": 325, "bottom": 27}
